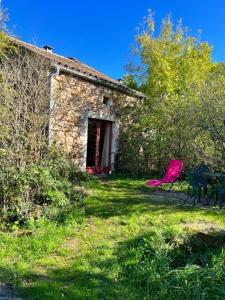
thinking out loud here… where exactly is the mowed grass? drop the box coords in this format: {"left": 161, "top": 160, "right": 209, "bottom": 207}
{"left": 1, "top": 177, "right": 225, "bottom": 299}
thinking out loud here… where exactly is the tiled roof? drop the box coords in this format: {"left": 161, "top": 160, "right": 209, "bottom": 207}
{"left": 14, "top": 39, "right": 144, "bottom": 98}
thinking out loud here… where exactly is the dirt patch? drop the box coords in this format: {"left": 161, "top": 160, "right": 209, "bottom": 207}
{"left": 142, "top": 189, "right": 186, "bottom": 199}
{"left": 141, "top": 190, "right": 187, "bottom": 205}
{"left": 182, "top": 220, "right": 222, "bottom": 233}
{"left": 166, "top": 223, "right": 225, "bottom": 268}
{"left": 181, "top": 221, "right": 225, "bottom": 249}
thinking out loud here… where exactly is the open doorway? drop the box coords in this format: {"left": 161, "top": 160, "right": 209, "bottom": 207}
{"left": 86, "top": 119, "right": 113, "bottom": 174}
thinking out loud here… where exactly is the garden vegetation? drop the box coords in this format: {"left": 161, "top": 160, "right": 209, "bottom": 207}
{"left": 0, "top": 5, "right": 87, "bottom": 229}
{"left": 118, "top": 12, "right": 225, "bottom": 174}
{"left": 0, "top": 5, "right": 225, "bottom": 300}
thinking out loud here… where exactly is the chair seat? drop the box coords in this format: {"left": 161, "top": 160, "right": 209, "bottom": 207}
{"left": 146, "top": 160, "right": 183, "bottom": 189}
{"left": 146, "top": 179, "right": 162, "bottom": 187}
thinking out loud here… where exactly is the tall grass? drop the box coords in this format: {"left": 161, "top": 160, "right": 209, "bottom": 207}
{"left": 117, "top": 226, "right": 225, "bottom": 299}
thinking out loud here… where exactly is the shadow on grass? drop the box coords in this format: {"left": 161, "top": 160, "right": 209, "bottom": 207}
{"left": 86, "top": 179, "right": 224, "bottom": 220}
{"left": 8, "top": 264, "right": 123, "bottom": 300}
{"left": 13, "top": 229, "right": 225, "bottom": 300}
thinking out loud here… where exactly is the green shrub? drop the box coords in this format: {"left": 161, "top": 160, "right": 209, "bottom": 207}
{"left": 43, "top": 147, "right": 89, "bottom": 183}
{"left": 0, "top": 150, "right": 88, "bottom": 228}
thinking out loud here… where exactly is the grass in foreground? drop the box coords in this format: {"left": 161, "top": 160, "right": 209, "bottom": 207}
{"left": 1, "top": 177, "right": 225, "bottom": 299}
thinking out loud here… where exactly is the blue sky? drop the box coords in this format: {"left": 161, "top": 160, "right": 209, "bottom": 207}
{"left": 4, "top": 0, "right": 225, "bottom": 79}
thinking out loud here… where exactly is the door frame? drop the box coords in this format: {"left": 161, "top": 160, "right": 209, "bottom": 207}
{"left": 86, "top": 118, "right": 113, "bottom": 175}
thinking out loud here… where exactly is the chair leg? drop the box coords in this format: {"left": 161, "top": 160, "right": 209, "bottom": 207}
{"left": 219, "top": 194, "right": 225, "bottom": 209}
{"left": 209, "top": 189, "right": 217, "bottom": 206}
{"left": 168, "top": 182, "right": 174, "bottom": 192}
{"left": 191, "top": 186, "right": 200, "bottom": 206}
{"left": 216, "top": 191, "right": 218, "bottom": 205}
{"left": 203, "top": 186, "right": 210, "bottom": 206}
{"left": 185, "top": 185, "right": 191, "bottom": 203}
{"left": 192, "top": 195, "right": 197, "bottom": 206}
{"left": 198, "top": 187, "right": 202, "bottom": 203}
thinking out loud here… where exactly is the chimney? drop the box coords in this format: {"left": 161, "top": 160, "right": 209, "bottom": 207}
{"left": 43, "top": 45, "right": 53, "bottom": 53}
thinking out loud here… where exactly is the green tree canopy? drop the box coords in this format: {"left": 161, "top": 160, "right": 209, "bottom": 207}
{"left": 137, "top": 13, "right": 212, "bottom": 101}
{"left": 118, "top": 12, "right": 217, "bottom": 173}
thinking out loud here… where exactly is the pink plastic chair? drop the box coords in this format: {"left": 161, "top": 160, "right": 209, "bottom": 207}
{"left": 146, "top": 160, "right": 183, "bottom": 190}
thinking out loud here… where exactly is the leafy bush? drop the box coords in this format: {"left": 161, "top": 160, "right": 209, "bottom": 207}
{"left": 0, "top": 8, "right": 88, "bottom": 229}
{"left": 0, "top": 151, "right": 88, "bottom": 228}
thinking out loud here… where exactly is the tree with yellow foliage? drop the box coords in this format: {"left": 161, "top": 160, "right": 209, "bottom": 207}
{"left": 119, "top": 12, "right": 214, "bottom": 173}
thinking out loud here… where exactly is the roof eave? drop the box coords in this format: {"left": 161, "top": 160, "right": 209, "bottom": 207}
{"left": 53, "top": 64, "right": 145, "bottom": 99}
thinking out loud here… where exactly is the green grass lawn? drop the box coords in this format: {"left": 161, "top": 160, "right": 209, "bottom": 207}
{"left": 1, "top": 177, "right": 225, "bottom": 299}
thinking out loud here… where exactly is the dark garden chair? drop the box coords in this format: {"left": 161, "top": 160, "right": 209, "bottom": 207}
{"left": 187, "top": 165, "right": 210, "bottom": 205}
{"left": 218, "top": 178, "right": 225, "bottom": 208}
{"left": 209, "top": 176, "right": 225, "bottom": 208}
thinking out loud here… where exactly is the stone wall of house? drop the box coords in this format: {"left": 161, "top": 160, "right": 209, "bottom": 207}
{"left": 50, "top": 72, "right": 138, "bottom": 171}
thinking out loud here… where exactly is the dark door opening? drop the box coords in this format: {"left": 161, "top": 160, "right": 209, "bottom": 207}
{"left": 86, "top": 119, "right": 112, "bottom": 174}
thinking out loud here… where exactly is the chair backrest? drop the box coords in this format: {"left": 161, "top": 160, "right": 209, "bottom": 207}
{"left": 188, "top": 164, "right": 210, "bottom": 187}
{"left": 195, "top": 165, "right": 209, "bottom": 185}
{"left": 162, "top": 160, "right": 183, "bottom": 183}
{"left": 219, "top": 177, "right": 225, "bottom": 194}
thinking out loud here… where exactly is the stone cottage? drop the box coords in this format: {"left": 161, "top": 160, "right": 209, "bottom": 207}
{"left": 15, "top": 40, "right": 144, "bottom": 174}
